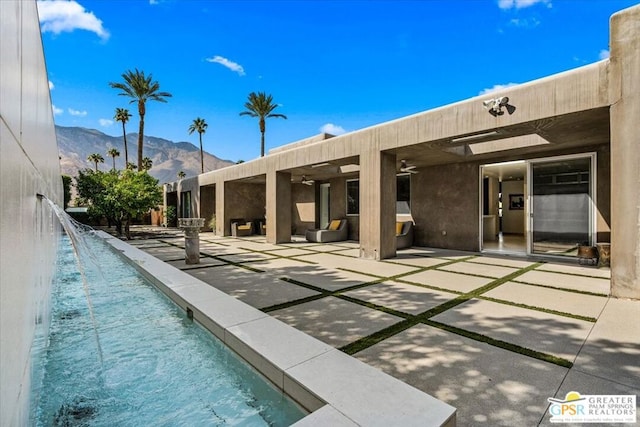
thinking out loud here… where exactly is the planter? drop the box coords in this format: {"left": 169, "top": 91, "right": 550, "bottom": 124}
{"left": 577, "top": 245, "right": 598, "bottom": 266}
{"left": 596, "top": 243, "right": 611, "bottom": 268}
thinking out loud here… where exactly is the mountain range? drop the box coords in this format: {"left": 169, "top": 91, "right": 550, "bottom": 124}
{"left": 56, "top": 125, "right": 234, "bottom": 184}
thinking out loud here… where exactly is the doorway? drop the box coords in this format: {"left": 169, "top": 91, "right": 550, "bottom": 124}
{"left": 481, "top": 161, "right": 527, "bottom": 254}
{"left": 480, "top": 153, "right": 596, "bottom": 258}
{"left": 319, "top": 183, "right": 330, "bottom": 229}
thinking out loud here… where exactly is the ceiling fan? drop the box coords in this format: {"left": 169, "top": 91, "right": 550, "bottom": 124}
{"left": 400, "top": 160, "right": 418, "bottom": 174}
{"left": 301, "top": 175, "right": 315, "bottom": 185}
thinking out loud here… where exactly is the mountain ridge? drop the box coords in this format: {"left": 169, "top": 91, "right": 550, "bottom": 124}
{"left": 56, "top": 125, "right": 234, "bottom": 184}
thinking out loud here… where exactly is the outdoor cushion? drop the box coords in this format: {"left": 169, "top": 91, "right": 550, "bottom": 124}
{"left": 237, "top": 225, "right": 251, "bottom": 230}
{"left": 328, "top": 220, "right": 341, "bottom": 231}
{"left": 396, "top": 222, "right": 404, "bottom": 236}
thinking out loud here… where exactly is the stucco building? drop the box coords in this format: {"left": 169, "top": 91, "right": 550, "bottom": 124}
{"left": 165, "top": 4, "right": 639, "bottom": 300}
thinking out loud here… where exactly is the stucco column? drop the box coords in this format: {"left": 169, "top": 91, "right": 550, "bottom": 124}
{"left": 359, "top": 150, "right": 396, "bottom": 260}
{"left": 609, "top": 5, "right": 640, "bottom": 299}
{"left": 266, "top": 169, "right": 292, "bottom": 243}
{"left": 215, "top": 180, "right": 226, "bottom": 236}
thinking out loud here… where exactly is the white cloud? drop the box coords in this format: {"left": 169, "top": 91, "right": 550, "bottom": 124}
{"left": 149, "top": 0, "right": 159, "bottom": 4}
{"left": 479, "top": 83, "right": 520, "bottom": 95}
{"left": 99, "top": 119, "right": 113, "bottom": 127}
{"left": 205, "top": 55, "right": 246, "bottom": 76}
{"left": 37, "top": 0, "right": 110, "bottom": 40}
{"left": 52, "top": 104, "right": 63, "bottom": 115}
{"left": 498, "top": 0, "right": 551, "bottom": 10}
{"left": 48, "top": 80, "right": 54, "bottom": 90}
{"left": 599, "top": 49, "right": 610, "bottom": 60}
{"left": 68, "top": 108, "right": 87, "bottom": 117}
{"left": 320, "top": 123, "right": 346, "bottom": 135}
{"left": 509, "top": 17, "right": 540, "bottom": 28}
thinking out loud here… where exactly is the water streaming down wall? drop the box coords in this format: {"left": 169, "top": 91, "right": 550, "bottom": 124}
{"left": 1, "top": 1, "right": 64, "bottom": 424}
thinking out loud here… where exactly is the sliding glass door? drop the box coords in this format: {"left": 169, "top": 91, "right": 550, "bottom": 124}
{"left": 529, "top": 154, "right": 595, "bottom": 257}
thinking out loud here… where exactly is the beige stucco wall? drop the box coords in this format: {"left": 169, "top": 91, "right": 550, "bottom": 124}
{"left": 291, "top": 184, "right": 315, "bottom": 235}
{"left": 1, "top": 1, "right": 63, "bottom": 424}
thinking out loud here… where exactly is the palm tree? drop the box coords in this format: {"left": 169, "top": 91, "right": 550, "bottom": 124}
{"left": 126, "top": 162, "right": 137, "bottom": 170}
{"left": 87, "top": 153, "right": 104, "bottom": 171}
{"left": 188, "top": 117, "right": 208, "bottom": 173}
{"left": 109, "top": 69, "right": 172, "bottom": 170}
{"left": 107, "top": 147, "right": 120, "bottom": 170}
{"left": 177, "top": 171, "right": 186, "bottom": 179}
{"left": 141, "top": 156, "right": 153, "bottom": 171}
{"left": 239, "top": 92, "right": 287, "bottom": 157}
{"left": 114, "top": 108, "right": 131, "bottom": 165}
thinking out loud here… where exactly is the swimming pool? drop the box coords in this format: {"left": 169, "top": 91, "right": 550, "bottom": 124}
{"left": 31, "top": 233, "right": 306, "bottom": 426}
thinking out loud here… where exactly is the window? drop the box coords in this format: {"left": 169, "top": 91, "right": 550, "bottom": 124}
{"left": 346, "top": 175, "right": 411, "bottom": 216}
{"left": 346, "top": 179, "right": 359, "bottom": 215}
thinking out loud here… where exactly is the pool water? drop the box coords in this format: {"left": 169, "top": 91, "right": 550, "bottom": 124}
{"left": 32, "top": 233, "right": 306, "bottom": 426}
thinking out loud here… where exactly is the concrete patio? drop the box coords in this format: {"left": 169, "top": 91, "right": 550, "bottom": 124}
{"left": 128, "top": 228, "right": 639, "bottom": 426}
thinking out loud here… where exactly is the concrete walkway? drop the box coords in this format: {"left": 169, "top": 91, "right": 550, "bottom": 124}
{"left": 128, "top": 228, "right": 639, "bottom": 426}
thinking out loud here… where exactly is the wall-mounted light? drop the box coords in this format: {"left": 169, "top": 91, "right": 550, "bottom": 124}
{"left": 483, "top": 96, "right": 510, "bottom": 116}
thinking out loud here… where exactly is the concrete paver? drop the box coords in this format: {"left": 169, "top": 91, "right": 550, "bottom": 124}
{"left": 572, "top": 298, "right": 640, "bottom": 388}
{"left": 341, "top": 281, "right": 458, "bottom": 315}
{"left": 297, "top": 252, "right": 421, "bottom": 278}
{"left": 467, "top": 256, "right": 537, "bottom": 269}
{"left": 484, "top": 281, "right": 608, "bottom": 318}
{"left": 284, "top": 266, "right": 377, "bottom": 291}
{"left": 262, "top": 247, "right": 316, "bottom": 257}
{"left": 514, "top": 270, "right": 610, "bottom": 295}
{"left": 166, "top": 257, "right": 227, "bottom": 270}
{"left": 270, "top": 297, "right": 403, "bottom": 348}
{"left": 401, "top": 269, "right": 493, "bottom": 293}
{"left": 187, "top": 265, "right": 320, "bottom": 309}
{"left": 535, "top": 263, "right": 611, "bottom": 279}
{"left": 356, "top": 324, "right": 567, "bottom": 427}
{"left": 437, "top": 261, "right": 519, "bottom": 278}
{"left": 431, "top": 299, "right": 595, "bottom": 360}
{"left": 384, "top": 256, "right": 450, "bottom": 268}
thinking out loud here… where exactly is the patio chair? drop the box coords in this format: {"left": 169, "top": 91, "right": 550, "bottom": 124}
{"left": 305, "top": 219, "right": 348, "bottom": 243}
{"left": 396, "top": 221, "right": 414, "bottom": 249}
{"left": 231, "top": 218, "right": 254, "bottom": 237}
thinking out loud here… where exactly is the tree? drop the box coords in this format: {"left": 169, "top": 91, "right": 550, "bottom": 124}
{"left": 76, "top": 169, "right": 162, "bottom": 239}
{"left": 177, "top": 171, "right": 186, "bottom": 179}
{"left": 109, "top": 69, "right": 172, "bottom": 170}
{"left": 239, "top": 92, "right": 287, "bottom": 157}
{"left": 188, "top": 117, "right": 208, "bottom": 173}
{"left": 114, "top": 107, "right": 132, "bottom": 165}
{"left": 62, "top": 175, "right": 72, "bottom": 208}
{"left": 87, "top": 153, "right": 104, "bottom": 171}
{"left": 107, "top": 147, "right": 120, "bottom": 170}
{"left": 141, "top": 156, "right": 153, "bottom": 171}
{"left": 126, "top": 162, "right": 137, "bottom": 170}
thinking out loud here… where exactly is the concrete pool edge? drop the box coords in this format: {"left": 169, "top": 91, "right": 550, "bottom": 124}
{"left": 100, "top": 232, "right": 456, "bottom": 426}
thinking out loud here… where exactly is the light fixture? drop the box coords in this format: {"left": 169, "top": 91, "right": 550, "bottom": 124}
{"left": 483, "top": 96, "right": 510, "bottom": 116}
{"left": 301, "top": 175, "right": 315, "bottom": 185}
{"left": 311, "top": 162, "right": 331, "bottom": 168}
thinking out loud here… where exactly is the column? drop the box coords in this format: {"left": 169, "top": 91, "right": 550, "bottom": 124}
{"left": 266, "top": 169, "right": 291, "bottom": 243}
{"left": 610, "top": 5, "right": 640, "bottom": 299}
{"left": 359, "top": 149, "right": 397, "bottom": 260}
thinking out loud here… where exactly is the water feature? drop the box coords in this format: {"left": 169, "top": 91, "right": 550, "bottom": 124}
{"left": 31, "top": 199, "right": 306, "bottom": 426}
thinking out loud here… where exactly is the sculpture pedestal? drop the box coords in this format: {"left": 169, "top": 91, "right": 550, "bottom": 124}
{"left": 178, "top": 218, "right": 205, "bottom": 264}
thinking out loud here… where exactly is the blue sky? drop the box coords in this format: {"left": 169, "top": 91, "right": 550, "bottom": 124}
{"left": 39, "top": 0, "right": 637, "bottom": 163}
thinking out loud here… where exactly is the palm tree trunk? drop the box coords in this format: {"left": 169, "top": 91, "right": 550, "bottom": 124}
{"left": 94, "top": 161, "right": 98, "bottom": 172}
{"left": 112, "top": 156, "right": 116, "bottom": 170}
{"left": 122, "top": 122, "right": 128, "bottom": 165}
{"left": 199, "top": 133, "right": 204, "bottom": 173}
{"left": 137, "top": 100, "right": 145, "bottom": 171}
{"left": 259, "top": 118, "right": 266, "bottom": 157}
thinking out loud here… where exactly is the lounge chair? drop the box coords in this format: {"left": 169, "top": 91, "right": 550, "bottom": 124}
{"left": 231, "top": 218, "right": 254, "bottom": 237}
{"left": 305, "top": 219, "right": 348, "bottom": 243}
{"left": 396, "top": 221, "right": 414, "bottom": 249}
